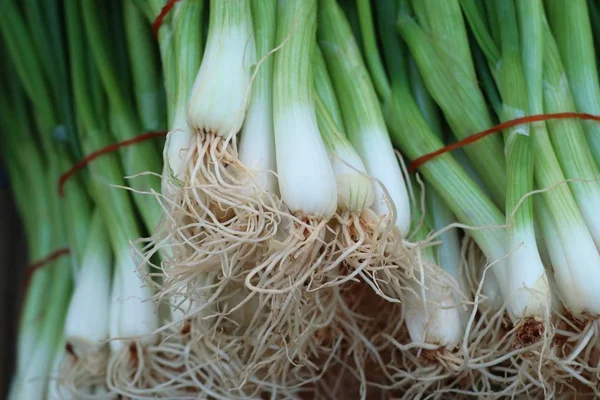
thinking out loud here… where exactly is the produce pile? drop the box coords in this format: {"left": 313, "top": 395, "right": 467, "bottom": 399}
{"left": 2, "top": 0, "right": 600, "bottom": 398}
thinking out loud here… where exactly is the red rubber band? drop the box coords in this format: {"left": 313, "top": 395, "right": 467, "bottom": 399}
{"left": 23, "top": 247, "right": 70, "bottom": 289}
{"left": 152, "top": 0, "right": 181, "bottom": 37}
{"left": 58, "top": 131, "right": 167, "bottom": 196}
{"left": 408, "top": 112, "right": 600, "bottom": 172}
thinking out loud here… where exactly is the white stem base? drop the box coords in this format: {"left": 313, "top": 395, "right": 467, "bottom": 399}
{"left": 352, "top": 128, "right": 411, "bottom": 235}
{"left": 116, "top": 251, "right": 158, "bottom": 343}
{"left": 505, "top": 229, "right": 551, "bottom": 321}
{"left": 274, "top": 105, "right": 337, "bottom": 217}
{"left": 404, "top": 266, "right": 463, "bottom": 350}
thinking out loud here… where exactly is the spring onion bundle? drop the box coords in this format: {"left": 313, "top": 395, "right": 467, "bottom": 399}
{"left": 320, "top": 0, "right": 411, "bottom": 236}
{"left": 0, "top": 1, "right": 94, "bottom": 397}
{"left": 65, "top": 2, "right": 164, "bottom": 395}
{"left": 7, "top": 0, "right": 600, "bottom": 398}
{"left": 461, "top": 0, "right": 550, "bottom": 335}
{"left": 392, "top": 0, "right": 600, "bottom": 395}
{"left": 408, "top": 56, "right": 472, "bottom": 329}
{"left": 321, "top": 0, "right": 463, "bottom": 361}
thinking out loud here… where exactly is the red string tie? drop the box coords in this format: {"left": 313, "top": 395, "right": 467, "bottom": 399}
{"left": 408, "top": 112, "right": 600, "bottom": 172}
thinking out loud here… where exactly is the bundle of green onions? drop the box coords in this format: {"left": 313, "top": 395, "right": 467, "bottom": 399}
{"left": 4, "top": 0, "right": 600, "bottom": 398}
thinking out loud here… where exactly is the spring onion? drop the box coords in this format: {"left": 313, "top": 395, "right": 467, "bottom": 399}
{"left": 546, "top": 0, "right": 600, "bottom": 165}
{"left": 462, "top": 0, "right": 550, "bottom": 328}
{"left": 320, "top": 0, "right": 411, "bottom": 236}
{"left": 395, "top": 0, "right": 507, "bottom": 207}
{"left": 238, "top": 0, "right": 277, "bottom": 195}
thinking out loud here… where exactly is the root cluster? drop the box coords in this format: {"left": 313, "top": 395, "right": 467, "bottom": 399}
{"left": 54, "top": 137, "right": 600, "bottom": 399}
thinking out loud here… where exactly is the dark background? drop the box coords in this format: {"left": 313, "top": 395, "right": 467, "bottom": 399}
{"left": 0, "top": 165, "right": 27, "bottom": 399}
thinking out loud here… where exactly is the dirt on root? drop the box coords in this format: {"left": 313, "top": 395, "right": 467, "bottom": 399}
{"left": 515, "top": 317, "right": 545, "bottom": 349}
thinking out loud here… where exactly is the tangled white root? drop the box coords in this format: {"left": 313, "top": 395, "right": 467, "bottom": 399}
{"left": 450, "top": 238, "right": 600, "bottom": 398}
{"left": 149, "top": 132, "right": 283, "bottom": 307}
{"left": 131, "top": 135, "right": 591, "bottom": 397}
{"left": 231, "top": 207, "right": 425, "bottom": 391}
{"left": 129, "top": 203, "right": 422, "bottom": 397}
{"left": 104, "top": 335, "right": 264, "bottom": 400}
{"left": 49, "top": 346, "right": 110, "bottom": 400}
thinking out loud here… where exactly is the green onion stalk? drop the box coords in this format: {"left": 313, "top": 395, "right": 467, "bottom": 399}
{"left": 7, "top": 0, "right": 112, "bottom": 395}
{"left": 393, "top": 0, "right": 507, "bottom": 208}
{"left": 134, "top": 0, "right": 182, "bottom": 127}
{"left": 230, "top": 0, "right": 341, "bottom": 391}
{"left": 152, "top": 0, "right": 204, "bottom": 187}
{"left": 391, "top": 0, "right": 600, "bottom": 392}
{"left": 408, "top": 57, "right": 472, "bottom": 330}
{"left": 13, "top": 0, "right": 93, "bottom": 267}
{"left": 541, "top": 13, "right": 600, "bottom": 318}
{"left": 134, "top": 0, "right": 206, "bottom": 327}
{"left": 21, "top": 0, "right": 80, "bottom": 160}
{"left": 59, "top": 210, "right": 112, "bottom": 397}
{"left": 65, "top": 1, "right": 192, "bottom": 397}
{"left": 356, "top": 0, "right": 477, "bottom": 367}
{"left": 472, "top": 0, "right": 600, "bottom": 392}
{"left": 371, "top": 0, "right": 508, "bottom": 340}
{"left": 313, "top": 48, "right": 383, "bottom": 270}
{"left": 124, "top": 0, "right": 166, "bottom": 134}
{"left": 457, "top": 2, "right": 579, "bottom": 393}
{"left": 588, "top": 0, "right": 600, "bottom": 69}
{"left": 270, "top": 0, "right": 336, "bottom": 222}
{"left": 320, "top": 0, "right": 467, "bottom": 359}
{"left": 150, "top": 1, "right": 282, "bottom": 355}
{"left": 312, "top": 47, "right": 402, "bottom": 395}
{"left": 323, "top": 0, "right": 411, "bottom": 236}
{"left": 0, "top": 78, "right": 55, "bottom": 400}
{"left": 238, "top": 0, "right": 277, "bottom": 196}
{"left": 0, "top": 1, "right": 93, "bottom": 398}
{"left": 318, "top": 7, "right": 433, "bottom": 370}
{"left": 81, "top": 1, "right": 163, "bottom": 234}
{"left": 546, "top": 0, "right": 600, "bottom": 165}
{"left": 546, "top": 2, "right": 600, "bottom": 382}
{"left": 317, "top": 0, "right": 415, "bottom": 306}
{"left": 538, "top": 3, "right": 600, "bottom": 384}
{"left": 461, "top": 0, "right": 551, "bottom": 341}
{"left": 430, "top": 32, "right": 493, "bottom": 200}
{"left": 398, "top": 2, "right": 547, "bottom": 316}
{"left": 132, "top": 0, "right": 287, "bottom": 397}
{"left": 213, "top": 0, "right": 385, "bottom": 394}
{"left": 519, "top": 2, "right": 599, "bottom": 332}
{"left": 405, "top": 178, "right": 464, "bottom": 351}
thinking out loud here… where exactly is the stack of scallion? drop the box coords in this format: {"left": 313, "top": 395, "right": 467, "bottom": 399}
{"left": 2, "top": 0, "right": 600, "bottom": 398}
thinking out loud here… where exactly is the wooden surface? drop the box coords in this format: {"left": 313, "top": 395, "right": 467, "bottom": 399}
{"left": 0, "top": 181, "right": 27, "bottom": 399}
